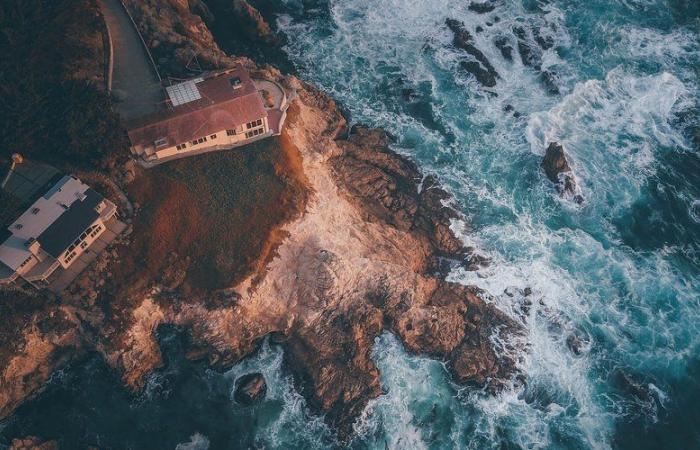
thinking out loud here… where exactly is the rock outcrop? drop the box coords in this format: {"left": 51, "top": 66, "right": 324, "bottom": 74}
{"left": 121, "top": 0, "right": 251, "bottom": 77}
{"left": 9, "top": 436, "right": 58, "bottom": 450}
{"left": 512, "top": 24, "right": 560, "bottom": 94}
{"left": 446, "top": 19, "right": 500, "bottom": 88}
{"left": 228, "top": 0, "right": 279, "bottom": 45}
{"left": 234, "top": 372, "right": 267, "bottom": 404}
{"left": 0, "top": 2, "right": 525, "bottom": 441}
{"left": 0, "top": 290, "right": 84, "bottom": 421}
{"left": 541, "top": 142, "right": 583, "bottom": 204}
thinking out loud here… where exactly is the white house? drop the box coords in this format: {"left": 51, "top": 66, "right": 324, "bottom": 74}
{"left": 0, "top": 175, "right": 118, "bottom": 289}
{"left": 127, "top": 67, "right": 276, "bottom": 163}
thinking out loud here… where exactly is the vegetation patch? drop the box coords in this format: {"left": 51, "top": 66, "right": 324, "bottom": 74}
{"left": 0, "top": 0, "right": 127, "bottom": 168}
{"left": 106, "top": 133, "right": 307, "bottom": 302}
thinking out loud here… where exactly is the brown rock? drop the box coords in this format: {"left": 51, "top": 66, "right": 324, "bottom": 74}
{"left": 541, "top": 142, "right": 583, "bottom": 204}
{"left": 234, "top": 372, "right": 267, "bottom": 405}
{"left": 10, "top": 436, "right": 58, "bottom": 450}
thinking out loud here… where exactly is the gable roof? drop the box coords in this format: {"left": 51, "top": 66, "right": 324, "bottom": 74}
{"left": 126, "top": 67, "right": 267, "bottom": 152}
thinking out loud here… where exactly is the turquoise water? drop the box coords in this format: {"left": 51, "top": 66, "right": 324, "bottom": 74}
{"left": 2, "top": 1, "right": 699, "bottom": 449}
{"left": 273, "top": 0, "right": 700, "bottom": 448}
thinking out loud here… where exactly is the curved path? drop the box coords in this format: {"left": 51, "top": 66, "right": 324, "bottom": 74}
{"left": 98, "top": 0, "right": 163, "bottom": 122}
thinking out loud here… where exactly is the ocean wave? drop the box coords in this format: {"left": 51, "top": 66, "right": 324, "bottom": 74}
{"left": 275, "top": 0, "right": 700, "bottom": 448}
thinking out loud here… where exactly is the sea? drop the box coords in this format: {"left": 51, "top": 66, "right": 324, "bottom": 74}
{"left": 1, "top": 0, "right": 699, "bottom": 449}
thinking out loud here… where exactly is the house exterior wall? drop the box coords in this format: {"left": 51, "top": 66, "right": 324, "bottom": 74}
{"left": 58, "top": 218, "right": 107, "bottom": 269}
{"left": 149, "top": 116, "right": 270, "bottom": 161}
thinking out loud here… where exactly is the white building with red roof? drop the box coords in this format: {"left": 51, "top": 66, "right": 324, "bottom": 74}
{"left": 127, "top": 67, "right": 287, "bottom": 164}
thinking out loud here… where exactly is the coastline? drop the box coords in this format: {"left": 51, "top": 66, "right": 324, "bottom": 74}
{"left": 0, "top": 0, "right": 523, "bottom": 440}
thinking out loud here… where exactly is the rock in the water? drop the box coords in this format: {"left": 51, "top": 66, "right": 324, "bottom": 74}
{"left": 494, "top": 36, "right": 513, "bottom": 61}
{"left": 234, "top": 373, "right": 267, "bottom": 405}
{"left": 541, "top": 142, "right": 583, "bottom": 204}
{"left": 468, "top": 1, "right": 496, "bottom": 13}
{"left": 446, "top": 19, "right": 500, "bottom": 87}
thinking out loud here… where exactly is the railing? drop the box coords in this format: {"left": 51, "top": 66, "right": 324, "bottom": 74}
{"left": 116, "top": 0, "right": 162, "bottom": 82}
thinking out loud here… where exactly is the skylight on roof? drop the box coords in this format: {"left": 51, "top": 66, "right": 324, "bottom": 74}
{"left": 166, "top": 79, "right": 203, "bottom": 106}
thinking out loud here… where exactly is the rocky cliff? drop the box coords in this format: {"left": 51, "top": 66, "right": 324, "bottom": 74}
{"left": 0, "top": 0, "right": 524, "bottom": 439}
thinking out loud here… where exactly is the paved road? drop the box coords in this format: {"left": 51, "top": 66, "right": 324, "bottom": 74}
{"left": 99, "top": 0, "right": 163, "bottom": 123}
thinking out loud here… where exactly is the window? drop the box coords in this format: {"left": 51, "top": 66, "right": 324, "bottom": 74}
{"left": 154, "top": 138, "right": 168, "bottom": 148}
{"left": 80, "top": 241, "right": 88, "bottom": 249}
{"left": 256, "top": 118, "right": 263, "bottom": 126}
{"left": 31, "top": 207, "right": 40, "bottom": 214}
{"left": 192, "top": 140, "right": 198, "bottom": 146}
{"left": 176, "top": 143, "right": 187, "bottom": 150}
{"left": 246, "top": 122, "right": 253, "bottom": 130}
{"left": 210, "top": 134, "right": 217, "bottom": 139}
{"left": 64, "top": 251, "right": 77, "bottom": 264}
{"left": 227, "top": 129, "right": 236, "bottom": 136}
{"left": 14, "top": 224, "right": 22, "bottom": 230}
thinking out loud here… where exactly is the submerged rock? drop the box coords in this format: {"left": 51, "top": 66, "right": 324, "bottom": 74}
{"left": 494, "top": 36, "right": 514, "bottom": 61}
{"left": 541, "top": 142, "right": 583, "bottom": 204}
{"left": 234, "top": 373, "right": 267, "bottom": 405}
{"left": 468, "top": 1, "right": 496, "bottom": 13}
{"left": 446, "top": 19, "right": 500, "bottom": 87}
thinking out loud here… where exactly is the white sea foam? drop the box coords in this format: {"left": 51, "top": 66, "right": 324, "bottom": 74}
{"left": 275, "top": 1, "right": 700, "bottom": 448}
{"left": 224, "top": 340, "right": 334, "bottom": 450}
{"left": 175, "top": 432, "right": 210, "bottom": 450}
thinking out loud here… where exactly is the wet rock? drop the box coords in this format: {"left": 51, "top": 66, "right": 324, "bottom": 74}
{"left": 540, "top": 70, "right": 561, "bottom": 95}
{"left": 494, "top": 36, "right": 513, "bottom": 61}
{"left": 613, "top": 370, "right": 653, "bottom": 403}
{"left": 566, "top": 328, "right": 591, "bottom": 356}
{"left": 446, "top": 19, "right": 500, "bottom": 87}
{"left": 513, "top": 26, "right": 540, "bottom": 68}
{"left": 541, "top": 142, "right": 583, "bottom": 204}
{"left": 532, "top": 27, "right": 555, "bottom": 50}
{"left": 464, "top": 252, "right": 491, "bottom": 271}
{"left": 10, "top": 437, "right": 58, "bottom": 450}
{"left": 469, "top": 1, "right": 496, "bottom": 13}
{"left": 234, "top": 373, "right": 267, "bottom": 405}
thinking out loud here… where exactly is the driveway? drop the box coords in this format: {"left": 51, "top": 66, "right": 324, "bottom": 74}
{"left": 99, "top": 0, "right": 164, "bottom": 122}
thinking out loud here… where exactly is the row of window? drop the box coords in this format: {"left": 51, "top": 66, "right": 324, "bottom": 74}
{"left": 245, "top": 128, "right": 265, "bottom": 139}
{"left": 246, "top": 119, "right": 263, "bottom": 130}
{"left": 64, "top": 223, "right": 102, "bottom": 258}
{"left": 172, "top": 121, "right": 265, "bottom": 151}
{"left": 64, "top": 250, "right": 77, "bottom": 264}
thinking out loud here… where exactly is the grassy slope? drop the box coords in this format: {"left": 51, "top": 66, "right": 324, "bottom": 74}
{"left": 104, "top": 130, "right": 307, "bottom": 302}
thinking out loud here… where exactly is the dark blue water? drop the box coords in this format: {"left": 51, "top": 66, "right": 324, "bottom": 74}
{"left": 2, "top": 1, "right": 699, "bottom": 449}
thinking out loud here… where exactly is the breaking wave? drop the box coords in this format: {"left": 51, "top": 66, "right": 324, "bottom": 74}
{"left": 275, "top": 0, "right": 700, "bottom": 448}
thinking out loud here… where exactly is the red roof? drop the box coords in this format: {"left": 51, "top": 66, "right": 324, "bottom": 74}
{"left": 127, "top": 68, "right": 267, "bottom": 152}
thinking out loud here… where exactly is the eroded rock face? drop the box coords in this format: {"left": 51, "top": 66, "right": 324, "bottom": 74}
{"left": 0, "top": 290, "right": 83, "bottom": 421}
{"left": 234, "top": 372, "right": 267, "bottom": 404}
{"left": 541, "top": 142, "right": 583, "bottom": 204}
